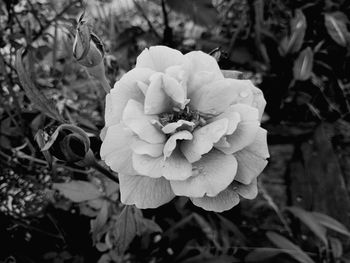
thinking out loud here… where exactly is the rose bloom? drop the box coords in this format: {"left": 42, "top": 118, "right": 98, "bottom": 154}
{"left": 100, "top": 46, "right": 269, "bottom": 212}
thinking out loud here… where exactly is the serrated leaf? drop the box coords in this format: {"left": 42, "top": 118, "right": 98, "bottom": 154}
{"left": 245, "top": 248, "right": 281, "bottom": 262}
{"left": 325, "top": 12, "right": 350, "bottom": 47}
{"left": 312, "top": 212, "right": 350, "bottom": 237}
{"left": 15, "top": 48, "right": 65, "bottom": 123}
{"left": 53, "top": 180, "right": 102, "bottom": 202}
{"left": 293, "top": 47, "right": 313, "bottom": 81}
{"left": 285, "top": 206, "right": 328, "bottom": 246}
{"left": 266, "top": 231, "right": 315, "bottom": 263}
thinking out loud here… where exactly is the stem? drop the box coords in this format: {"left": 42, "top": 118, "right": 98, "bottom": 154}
{"left": 91, "top": 161, "right": 119, "bottom": 184}
{"left": 99, "top": 75, "right": 111, "bottom": 93}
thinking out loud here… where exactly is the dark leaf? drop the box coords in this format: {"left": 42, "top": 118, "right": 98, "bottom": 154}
{"left": 285, "top": 206, "right": 328, "bottom": 246}
{"left": 311, "top": 212, "right": 350, "bottom": 237}
{"left": 293, "top": 47, "right": 313, "bottom": 81}
{"left": 245, "top": 248, "right": 282, "bottom": 262}
{"left": 325, "top": 12, "right": 350, "bottom": 47}
{"left": 266, "top": 231, "right": 315, "bottom": 263}
{"left": 53, "top": 180, "right": 102, "bottom": 202}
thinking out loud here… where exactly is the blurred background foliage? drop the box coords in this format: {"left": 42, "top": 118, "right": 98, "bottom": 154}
{"left": 1, "top": 0, "right": 350, "bottom": 262}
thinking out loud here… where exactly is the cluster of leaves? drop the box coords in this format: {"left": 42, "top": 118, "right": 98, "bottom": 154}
{"left": 1, "top": 0, "right": 350, "bottom": 262}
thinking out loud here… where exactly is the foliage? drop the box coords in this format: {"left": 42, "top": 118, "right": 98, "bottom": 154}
{"left": 1, "top": 0, "right": 350, "bottom": 262}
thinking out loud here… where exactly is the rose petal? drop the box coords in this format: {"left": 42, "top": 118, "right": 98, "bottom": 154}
{"left": 185, "top": 51, "right": 224, "bottom": 95}
{"left": 180, "top": 118, "right": 229, "bottom": 163}
{"left": 209, "top": 110, "right": 241, "bottom": 135}
{"left": 133, "top": 150, "right": 192, "bottom": 181}
{"left": 130, "top": 137, "right": 164, "bottom": 157}
{"left": 136, "top": 46, "right": 184, "bottom": 72}
{"left": 223, "top": 73, "right": 266, "bottom": 121}
{"left": 163, "top": 131, "right": 193, "bottom": 159}
{"left": 162, "top": 120, "right": 196, "bottom": 134}
{"left": 123, "top": 99, "right": 166, "bottom": 144}
{"left": 170, "top": 150, "right": 238, "bottom": 197}
{"left": 119, "top": 174, "right": 175, "bottom": 209}
{"left": 162, "top": 74, "right": 188, "bottom": 108}
{"left": 144, "top": 73, "right": 172, "bottom": 114}
{"left": 234, "top": 128, "right": 269, "bottom": 184}
{"left": 163, "top": 149, "right": 192, "bottom": 180}
{"left": 100, "top": 124, "right": 137, "bottom": 175}
{"left": 232, "top": 178, "right": 258, "bottom": 199}
{"left": 105, "top": 68, "right": 154, "bottom": 127}
{"left": 190, "top": 78, "right": 254, "bottom": 115}
{"left": 132, "top": 153, "right": 163, "bottom": 178}
{"left": 190, "top": 186, "right": 240, "bottom": 212}
{"left": 216, "top": 104, "right": 260, "bottom": 154}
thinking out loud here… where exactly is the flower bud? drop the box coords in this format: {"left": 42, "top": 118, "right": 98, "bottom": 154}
{"left": 73, "top": 22, "right": 105, "bottom": 68}
{"left": 280, "top": 9, "right": 306, "bottom": 56}
{"left": 42, "top": 124, "right": 90, "bottom": 163}
{"left": 293, "top": 47, "right": 313, "bottom": 81}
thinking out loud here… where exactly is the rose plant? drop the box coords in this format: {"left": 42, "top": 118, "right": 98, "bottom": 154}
{"left": 100, "top": 46, "right": 269, "bottom": 212}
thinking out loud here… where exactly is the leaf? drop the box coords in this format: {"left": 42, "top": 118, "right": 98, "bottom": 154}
{"left": 325, "top": 12, "right": 350, "bottom": 47}
{"left": 285, "top": 207, "right": 328, "bottom": 246}
{"left": 15, "top": 48, "right": 65, "bottom": 123}
{"left": 91, "top": 200, "right": 109, "bottom": 243}
{"left": 53, "top": 180, "right": 102, "bottom": 202}
{"left": 112, "top": 206, "right": 139, "bottom": 255}
{"left": 266, "top": 231, "right": 315, "bottom": 263}
{"left": 329, "top": 237, "right": 343, "bottom": 259}
{"left": 311, "top": 212, "right": 350, "bottom": 237}
{"left": 293, "top": 47, "right": 314, "bottom": 81}
{"left": 165, "top": 0, "right": 218, "bottom": 27}
{"left": 245, "top": 248, "right": 282, "bottom": 262}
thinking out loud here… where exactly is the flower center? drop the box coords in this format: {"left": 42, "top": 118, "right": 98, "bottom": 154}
{"left": 158, "top": 106, "right": 206, "bottom": 128}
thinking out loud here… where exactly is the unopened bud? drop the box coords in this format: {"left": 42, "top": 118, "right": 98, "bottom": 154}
{"left": 42, "top": 124, "right": 90, "bottom": 163}
{"left": 293, "top": 47, "right": 313, "bottom": 81}
{"left": 73, "top": 19, "right": 105, "bottom": 67}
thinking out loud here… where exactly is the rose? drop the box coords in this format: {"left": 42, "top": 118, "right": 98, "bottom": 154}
{"left": 100, "top": 46, "right": 269, "bottom": 212}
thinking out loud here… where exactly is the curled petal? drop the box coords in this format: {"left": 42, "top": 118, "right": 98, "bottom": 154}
{"left": 136, "top": 46, "right": 184, "bottom": 72}
{"left": 163, "top": 131, "right": 193, "bottom": 159}
{"left": 163, "top": 149, "right": 192, "bottom": 180}
{"left": 190, "top": 186, "right": 240, "bottom": 212}
{"left": 170, "top": 150, "right": 238, "bottom": 198}
{"left": 250, "top": 85, "right": 267, "bottom": 121}
{"left": 123, "top": 99, "right": 166, "bottom": 144}
{"left": 234, "top": 128, "right": 269, "bottom": 184}
{"left": 232, "top": 178, "right": 258, "bottom": 199}
{"left": 119, "top": 174, "right": 175, "bottom": 209}
{"left": 144, "top": 73, "right": 171, "bottom": 114}
{"left": 133, "top": 151, "right": 192, "bottom": 180}
{"left": 190, "top": 78, "right": 254, "bottom": 115}
{"left": 131, "top": 138, "right": 164, "bottom": 157}
{"left": 181, "top": 118, "right": 229, "bottom": 163}
{"left": 162, "top": 74, "right": 188, "bottom": 108}
{"left": 209, "top": 110, "right": 241, "bottom": 135}
{"left": 162, "top": 120, "right": 196, "bottom": 134}
{"left": 105, "top": 68, "right": 154, "bottom": 127}
{"left": 216, "top": 104, "right": 260, "bottom": 154}
{"left": 100, "top": 124, "right": 137, "bottom": 175}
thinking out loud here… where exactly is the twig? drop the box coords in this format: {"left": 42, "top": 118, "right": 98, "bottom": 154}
{"left": 133, "top": 0, "right": 161, "bottom": 40}
{"left": 91, "top": 161, "right": 119, "bottom": 184}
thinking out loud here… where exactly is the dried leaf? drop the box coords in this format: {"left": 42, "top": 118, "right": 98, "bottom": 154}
{"left": 91, "top": 200, "right": 109, "bottom": 243}
{"left": 53, "top": 180, "right": 102, "bottom": 202}
{"left": 245, "top": 248, "right": 281, "bottom": 262}
{"left": 325, "top": 12, "right": 350, "bottom": 47}
{"left": 266, "top": 231, "right": 315, "bottom": 263}
{"left": 15, "top": 48, "right": 65, "bottom": 123}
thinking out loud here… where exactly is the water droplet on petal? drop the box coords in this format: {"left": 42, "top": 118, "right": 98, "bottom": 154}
{"left": 240, "top": 91, "right": 249, "bottom": 98}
